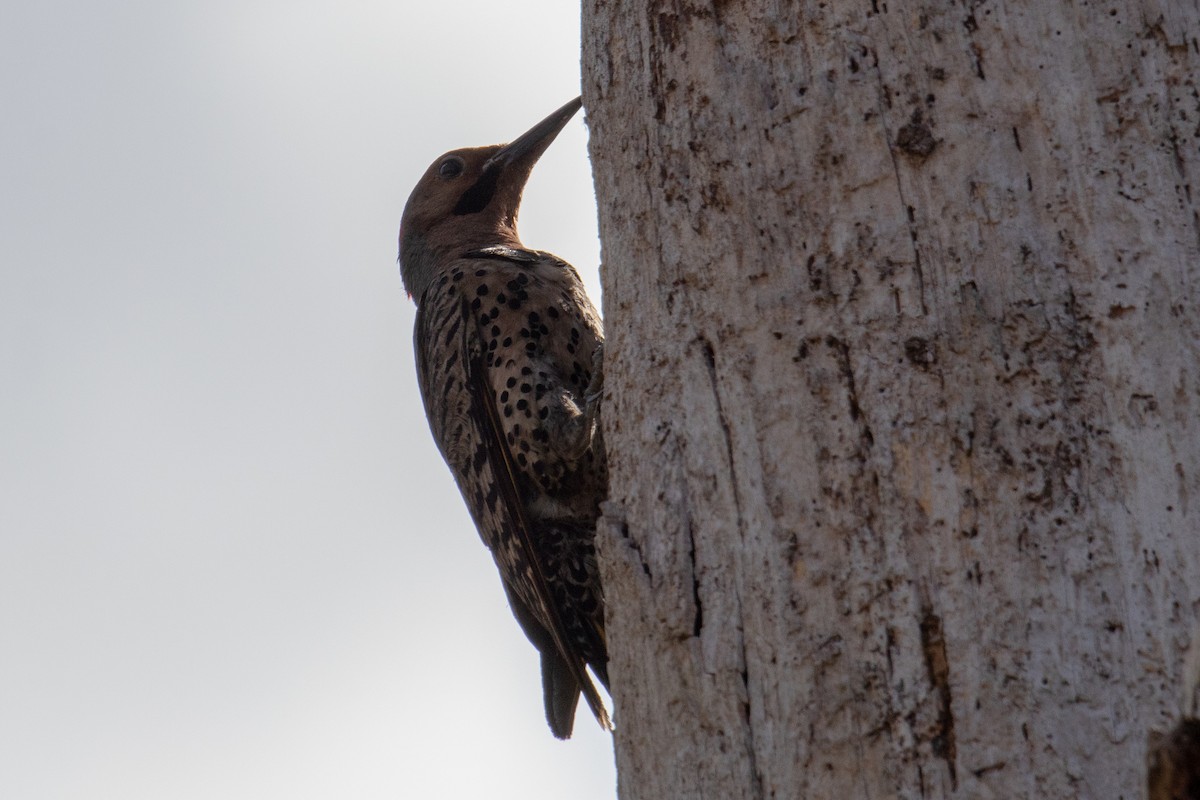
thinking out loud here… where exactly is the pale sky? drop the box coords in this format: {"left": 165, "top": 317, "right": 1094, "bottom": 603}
{"left": 0, "top": 1, "right": 616, "bottom": 797}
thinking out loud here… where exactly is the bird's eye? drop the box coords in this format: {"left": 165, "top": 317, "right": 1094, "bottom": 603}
{"left": 439, "top": 157, "right": 464, "bottom": 178}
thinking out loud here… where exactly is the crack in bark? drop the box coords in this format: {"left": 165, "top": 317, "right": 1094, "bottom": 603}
{"left": 685, "top": 515, "right": 703, "bottom": 638}
{"left": 919, "top": 608, "right": 958, "bottom": 788}
{"left": 737, "top": 603, "right": 765, "bottom": 800}
{"left": 700, "top": 335, "right": 763, "bottom": 798}
{"left": 971, "top": 760, "right": 1007, "bottom": 778}
{"left": 602, "top": 503, "right": 654, "bottom": 582}
{"left": 692, "top": 336, "right": 742, "bottom": 643}
{"left": 700, "top": 336, "right": 744, "bottom": 519}
{"left": 827, "top": 335, "right": 875, "bottom": 449}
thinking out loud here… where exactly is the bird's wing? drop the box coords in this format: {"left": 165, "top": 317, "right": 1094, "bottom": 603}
{"left": 414, "top": 282, "right": 610, "bottom": 735}
{"left": 458, "top": 295, "right": 611, "bottom": 734}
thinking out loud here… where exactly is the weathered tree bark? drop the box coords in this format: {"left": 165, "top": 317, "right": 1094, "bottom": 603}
{"left": 582, "top": 2, "right": 1200, "bottom": 798}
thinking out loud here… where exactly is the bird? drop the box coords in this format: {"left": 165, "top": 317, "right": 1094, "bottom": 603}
{"left": 397, "top": 96, "right": 610, "bottom": 738}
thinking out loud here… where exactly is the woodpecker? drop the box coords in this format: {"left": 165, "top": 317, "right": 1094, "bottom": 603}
{"left": 398, "top": 97, "right": 610, "bottom": 738}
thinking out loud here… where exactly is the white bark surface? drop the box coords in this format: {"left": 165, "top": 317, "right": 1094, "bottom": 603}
{"left": 582, "top": 2, "right": 1200, "bottom": 798}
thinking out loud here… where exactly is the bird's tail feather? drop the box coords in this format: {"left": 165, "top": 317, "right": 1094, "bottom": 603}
{"left": 542, "top": 649, "right": 581, "bottom": 739}
{"left": 542, "top": 648, "right": 611, "bottom": 738}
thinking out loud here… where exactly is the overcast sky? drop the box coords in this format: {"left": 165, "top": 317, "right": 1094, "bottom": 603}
{"left": 0, "top": 1, "right": 615, "bottom": 797}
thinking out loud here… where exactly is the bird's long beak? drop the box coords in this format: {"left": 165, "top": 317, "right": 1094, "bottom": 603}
{"left": 485, "top": 96, "right": 583, "bottom": 172}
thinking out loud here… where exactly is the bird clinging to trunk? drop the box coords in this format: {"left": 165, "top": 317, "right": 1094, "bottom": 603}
{"left": 397, "top": 97, "right": 610, "bottom": 738}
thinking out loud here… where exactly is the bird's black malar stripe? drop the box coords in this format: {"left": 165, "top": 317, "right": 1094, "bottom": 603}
{"left": 453, "top": 165, "right": 501, "bottom": 215}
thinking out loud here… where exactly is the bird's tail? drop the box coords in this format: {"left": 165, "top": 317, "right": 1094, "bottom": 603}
{"left": 542, "top": 648, "right": 611, "bottom": 739}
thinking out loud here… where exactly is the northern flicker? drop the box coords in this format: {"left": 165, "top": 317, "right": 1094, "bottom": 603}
{"left": 397, "top": 97, "right": 610, "bottom": 738}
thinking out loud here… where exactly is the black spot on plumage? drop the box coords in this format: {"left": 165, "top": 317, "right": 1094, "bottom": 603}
{"left": 502, "top": 336, "right": 512, "bottom": 347}
{"left": 471, "top": 297, "right": 482, "bottom": 311}
{"left": 477, "top": 285, "right": 489, "bottom": 296}
{"left": 500, "top": 390, "right": 509, "bottom": 403}
{"left": 491, "top": 324, "right": 501, "bottom": 337}
{"left": 547, "top": 306, "right": 560, "bottom": 319}
{"left": 506, "top": 377, "right": 517, "bottom": 388}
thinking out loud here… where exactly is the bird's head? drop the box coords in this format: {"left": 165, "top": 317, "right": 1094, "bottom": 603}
{"left": 398, "top": 96, "right": 583, "bottom": 301}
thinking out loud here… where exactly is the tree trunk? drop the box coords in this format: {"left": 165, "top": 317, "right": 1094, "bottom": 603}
{"left": 582, "top": 2, "right": 1200, "bottom": 798}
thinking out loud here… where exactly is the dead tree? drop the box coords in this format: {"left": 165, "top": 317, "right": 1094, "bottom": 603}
{"left": 583, "top": 2, "right": 1200, "bottom": 797}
